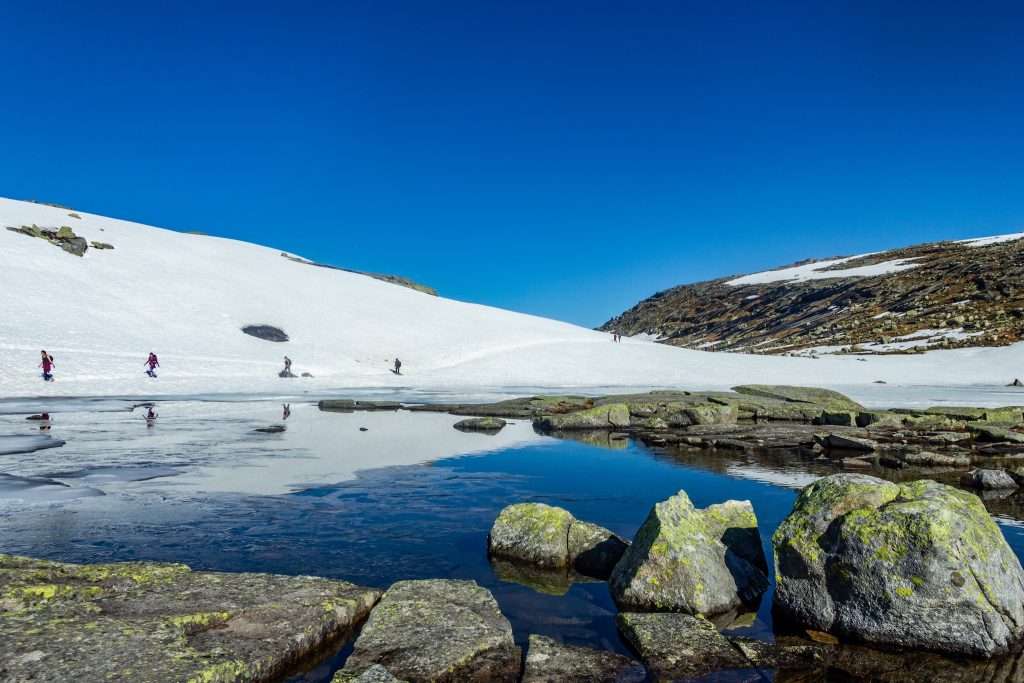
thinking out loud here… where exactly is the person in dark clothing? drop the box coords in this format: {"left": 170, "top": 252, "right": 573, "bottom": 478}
{"left": 283, "top": 403, "right": 291, "bottom": 420}
{"left": 393, "top": 358, "right": 402, "bottom": 375}
{"left": 39, "top": 350, "right": 55, "bottom": 381}
{"left": 145, "top": 352, "right": 160, "bottom": 378}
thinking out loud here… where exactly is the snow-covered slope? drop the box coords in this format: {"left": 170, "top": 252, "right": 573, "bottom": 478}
{"left": 1, "top": 197, "right": 1021, "bottom": 397}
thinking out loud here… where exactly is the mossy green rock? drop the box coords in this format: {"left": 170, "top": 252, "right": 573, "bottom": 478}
{"left": 970, "top": 424, "right": 1024, "bottom": 444}
{"left": 339, "top": 579, "right": 519, "bottom": 682}
{"left": 489, "top": 503, "right": 575, "bottom": 569}
{"left": 535, "top": 404, "right": 631, "bottom": 431}
{"left": 0, "top": 554, "right": 380, "bottom": 682}
{"left": 773, "top": 474, "right": 1024, "bottom": 656}
{"left": 609, "top": 491, "right": 768, "bottom": 616}
{"left": 567, "top": 520, "right": 629, "bottom": 579}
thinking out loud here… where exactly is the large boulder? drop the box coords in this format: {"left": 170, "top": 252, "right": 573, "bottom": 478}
{"left": 535, "top": 404, "right": 631, "bottom": 431}
{"left": 488, "top": 503, "right": 628, "bottom": 578}
{"left": 488, "top": 503, "right": 575, "bottom": 569}
{"left": 773, "top": 474, "right": 1024, "bottom": 656}
{"left": 521, "top": 635, "right": 646, "bottom": 683}
{"left": 970, "top": 424, "right": 1024, "bottom": 444}
{"left": 609, "top": 491, "right": 768, "bottom": 616}
{"left": 0, "top": 554, "right": 380, "bottom": 682}
{"left": 339, "top": 579, "right": 519, "bottom": 682}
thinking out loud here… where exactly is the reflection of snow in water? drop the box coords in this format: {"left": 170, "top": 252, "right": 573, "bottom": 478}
{"left": 724, "top": 464, "right": 820, "bottom": 490}
{"left": 0, "top": 401, "right": 551, "bottom": 500}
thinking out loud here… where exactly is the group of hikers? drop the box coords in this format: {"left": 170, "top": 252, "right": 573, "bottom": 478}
{"left": 37, "top": 350, "right": 160, "bottom": 382}
{"left": 36, "top": 350, "right": 405, "bottom": 382}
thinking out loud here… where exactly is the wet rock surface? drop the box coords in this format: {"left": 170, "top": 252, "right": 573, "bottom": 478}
{"left": 339, "top": 579, "right": 520, "bottom": 683}
{"left": 521, "top": 634, "right": 646, "bottom": 683}
{"left": 962, "top": 468, "right": 1019, "bottom": 490}
{"left": 0, "top": 554, "right": 380, "bottom": 683}
{"left": 610, "top": 490, "right": 768, "bottom": 615}
{"left": 773, "top": 473, "right": 1024, "bottom": 656}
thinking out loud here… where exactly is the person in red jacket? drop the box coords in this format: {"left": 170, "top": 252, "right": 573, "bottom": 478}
{"left": 39, "top": 350, "right": 55, "bottom": 382}
{"left": 145, "top": 352, "right": 160, "bottom": 378}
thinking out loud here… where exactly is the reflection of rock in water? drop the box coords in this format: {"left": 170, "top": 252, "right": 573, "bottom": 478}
{"left": 489, "top": 557, "right": 605, "bottom": 597}
{"left": 546, "top": 429, "right": 629, "bottom": 450}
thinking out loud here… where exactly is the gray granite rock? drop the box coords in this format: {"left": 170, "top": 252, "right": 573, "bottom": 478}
{"left": 521, "top": 635, "right": 646, "bottom": 683}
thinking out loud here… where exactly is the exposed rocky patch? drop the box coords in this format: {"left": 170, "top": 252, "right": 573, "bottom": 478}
{"left": 241, "top": 324, "right": 289, "bottom": 342}
{"left": 453, "top": 417, "right": 507, "bottom": 433}
{"left": 602, "top": 233, "right": 1024, "bottom": 355}
{"left": 6, "top": 224, "right": 89, "bottom": 256}
{"left": 280, "top": 252, "right": 438, "bottom": 296}
{"left": 0, "top": 554, "right": 380, "bottom": 682}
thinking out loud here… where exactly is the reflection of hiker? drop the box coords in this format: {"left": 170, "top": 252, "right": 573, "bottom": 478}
{"left": 283, "top": 403, "right": 291, "bottom": 420}
{"left": 145, "top": 352, "right": 160, "bottom": 378}
{"left": 39, "top": 350, "right": 55, "bottom": 381}
{"left": 393, "top": 358, "right": 402, "bottom": 375}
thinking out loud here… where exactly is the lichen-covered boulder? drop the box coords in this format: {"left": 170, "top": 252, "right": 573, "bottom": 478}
{"left": 488, "top": 503, "right": 574, "bottom": 569}
{"left": 453, "top": 417, "right": 507, "bottom": 432}
{"left": 535, "top": 404, "right": 630, "bottom": 431}
{"left": 334, "top": 664, "right": 408, "bottom": 682}
{"left": 521, "top": 635, "right": 646, "bottom": 683}
{"left": 970, "top": 424, "right": 1024, "bottom": 444}
{"left": 568, "top": 520, "right": 629, "bottom": 579}
{"left": 961, "top": 469, "right": 1018, "bottom": 490}
{"left": 609, "top": 491, "right": 768, "bottom": 615}
{"left": 339, "top": 579, "right": 520, "bottom": 682}
{"left": 773, "top": 473, "right": 1024, "bottom": 656}
{"left": 732, "top": 385, "right": 864, "bottom": 412}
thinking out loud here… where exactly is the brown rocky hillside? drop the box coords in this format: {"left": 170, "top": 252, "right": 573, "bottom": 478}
{"left": 601, "top": 233, "right": 1024, "bottom": 356}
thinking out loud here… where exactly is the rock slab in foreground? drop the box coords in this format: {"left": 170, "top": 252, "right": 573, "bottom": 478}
{"left": 521, "top": 634, "right": 646, "bottom": 683}
{"left": 339, "top": 579, "right": 520, "bottom": 682}
{"left": 610, "top": 491, "right": 768, "bottom": 616}
{"left": 616, "top": 612, "right": 823, "bottom": 680}
{"left": 773, "top": 473, "right": 1024, "bottom": 656}
{"left": 0, "top": 554, "right": 380, "bottom": 683}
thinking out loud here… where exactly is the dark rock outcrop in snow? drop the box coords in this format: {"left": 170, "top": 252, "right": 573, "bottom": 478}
{"left": 241, "top": 324, "right": 289, "bottom": 342}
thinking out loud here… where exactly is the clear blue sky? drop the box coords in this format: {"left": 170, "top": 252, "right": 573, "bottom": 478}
{"left": 3, "top": 2, "right": 1022, "bottom": 326}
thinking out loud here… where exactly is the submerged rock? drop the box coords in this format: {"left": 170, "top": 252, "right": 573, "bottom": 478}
{"left": 609, "top": 491, "right": 768, "bottom": 616}
{"left": 773, "top": 473, "right": 1024, "bottom": 656}
{"left": 521, "top": 634, "right": 646, "bottom": 683}
{"left": 453, "top": 417, "right": 507, "bottom": 433}
{"left": 339, "top": 579, "right": 519, "bottom": 682}
{"left": 0, "top": 554, "right": 380, "bottom": 682}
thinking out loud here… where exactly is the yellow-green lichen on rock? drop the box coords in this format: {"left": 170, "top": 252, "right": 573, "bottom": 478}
{"left": 772, "top": 473, "right": 1024, "bottom": 657}
{"left": 610, "top": 490, "right": 768, "bottom": 616}
{"left": 488, "top": 502, "right": 574, "bottom": 568}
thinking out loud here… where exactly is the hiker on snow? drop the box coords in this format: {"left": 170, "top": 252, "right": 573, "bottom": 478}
{"left": 145, "top": 352, "right": 160, "bottom": 378}
{"left": 393, "top": 358, "right": 402, "bottom": 375}
{"left": 39, "top": 350, "right": 55, "bottom": 382}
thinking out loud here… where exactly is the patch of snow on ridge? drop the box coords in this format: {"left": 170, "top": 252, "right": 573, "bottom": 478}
{"left": 726, "top": 255, "right": 920, "bottom": 286}
{"left": 958, "top": 232, "right": 1024, "bottom": 247}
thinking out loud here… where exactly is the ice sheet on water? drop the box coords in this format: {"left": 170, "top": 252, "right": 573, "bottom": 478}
{"left": 0, "top": 434, "right": 65, "bottom": 455}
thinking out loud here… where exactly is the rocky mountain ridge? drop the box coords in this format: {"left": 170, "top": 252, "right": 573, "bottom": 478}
{"left": 602, "top": 233, "right": 1024, "bottom": 355}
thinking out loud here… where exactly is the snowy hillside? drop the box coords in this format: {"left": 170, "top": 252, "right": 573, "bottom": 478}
{"left": 1, "top": 196, "right": 1022, "bottom": 397}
